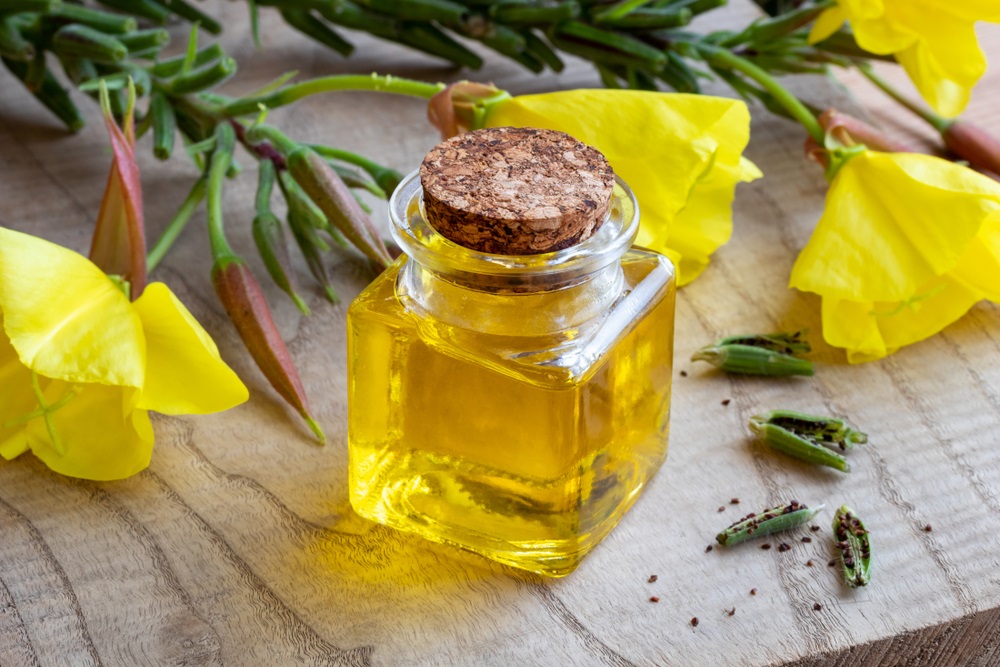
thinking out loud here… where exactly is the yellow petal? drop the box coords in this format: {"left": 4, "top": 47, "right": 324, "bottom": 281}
{"left": 20, "top": 383, "right": 154, "bottom": 481}
{"left": 484, "top": 90, "right": 758, "bottom": 284}
{"left": 132, "top": 282, "right": 248, "bottom": 415}
{"left": 0, "top": 320, "right": 35, "bottom": 457}
{"left": 790, "top": 151, "right": 1000, "bottom": 302}
{"left": 950, "top": 212, "right": 1000, "bottom": 301}
{"left": 809, "top": 6, "right": 850, "bottom": 44}
{"left": 0, "top": 227, "right": 145, "bottom": 388}
{"left": 822, "top": 276, "right": 983, "bottom": 364}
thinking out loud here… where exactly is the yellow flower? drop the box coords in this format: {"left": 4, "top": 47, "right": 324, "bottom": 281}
{"left": 463, "top": 88, "right": 760, "bottom": 285}
{"left": 789, "top": 150, "right": 1000, "bottom": 363}
{"left": 0, "top": 227, "right": 249, "bottom": 480}
{"left": 810, "top": 0, "right": 1000, "bottom": 118}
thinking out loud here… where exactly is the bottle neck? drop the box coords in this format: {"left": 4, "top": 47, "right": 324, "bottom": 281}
{"left": 396, "top": 257, "right": 625, "bottom": 337}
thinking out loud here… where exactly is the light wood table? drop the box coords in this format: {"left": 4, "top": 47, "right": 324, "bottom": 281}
{"left": 2, "top": 2, "right": 999, "bottom": 665}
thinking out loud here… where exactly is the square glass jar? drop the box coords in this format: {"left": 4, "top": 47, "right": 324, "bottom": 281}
{"left": 347, "top": 172, "right": 675, "bottom": 577}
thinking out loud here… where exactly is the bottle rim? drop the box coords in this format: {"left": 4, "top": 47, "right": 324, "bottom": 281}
{"left": 388, "top": 169, "right": 640, "bottom": 281}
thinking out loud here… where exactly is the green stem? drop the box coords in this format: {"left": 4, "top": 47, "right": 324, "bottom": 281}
{"left": 245, "top": 123, "right": 299, "bottom": 156}
{"left": 857, "top": 62, "right": 952, "bottom": 133}
{"left": 147, "top": 176, "right": 206, "bottom": 272}
{"left": 206, "top": 123, "right": 237, "bottom": 261}
{"left": 221, "top": 74, "right": 445, "bottom": 117}
{"left": 697, "top": 43, "right": 824, "bottom": 143}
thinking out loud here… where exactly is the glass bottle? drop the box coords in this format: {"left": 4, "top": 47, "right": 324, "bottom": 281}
{"left": 347, "top": 134, "right": 676, "bottom": 578}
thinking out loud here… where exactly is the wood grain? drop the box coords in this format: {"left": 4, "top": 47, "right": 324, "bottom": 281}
{"left": 1, "top": 2, "right": 999, "bottom": 666}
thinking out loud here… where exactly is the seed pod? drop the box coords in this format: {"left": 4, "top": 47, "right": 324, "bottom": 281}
{"left": 286, "top": 146, "right": 393, "bottom": 270}
{"left": 160, "top": 0, "right": 223, "bottom": 35}
{"left": 149, "top": 42, "right": 224, "bottom": 77}
{"left": 163, "top": 56, "right": 236, "bottom": 94}
{"left": 280, "top": 9, "right": 354, "bottom": 56}
{"left": 118, "top": 28, "right": 170, "bottom": 53}
{"left": 692, "top": 329, "right": 813, "bottom": 376}
{"left": 95, "top": 0, "right": 170, "bottom": 24}
{"left": 212, "top": 256, "right": 325, "bottom": 443}
{"left": 51, "top": 24, "right": 128, "bottom": 64}
{"left": 50, "top": 4, "right": 138, "bottom": 34}
{"left": 150, "top": 92, "right": 175, "bottom": 159}
{"left": 0, "top": 16, "right": 34, "bottom": 61}
{"left": 2, "top": 56, "right": 84, "bottom": 132}
{"left": 253, "top": 161, "right": 310, "bottom": 314}
{"left": 832, "top": 505, "right": 871, "bottom": 588}
{"left": 717, "top": 501, "right": 824, "bottom": 546}
{"left": 943, "top": 120, "right": 1000, "bottom": 178}
{"left": 749, "top": 411, "right": 866, "bottom": 472}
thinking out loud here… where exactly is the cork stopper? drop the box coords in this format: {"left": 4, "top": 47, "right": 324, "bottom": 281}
{"left": 419, "top": 126, "right": 615, "bottom": 255}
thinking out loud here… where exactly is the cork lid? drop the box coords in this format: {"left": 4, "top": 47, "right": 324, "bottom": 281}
{"left": 419, "top": 126, "right": 615, "bottom": 255}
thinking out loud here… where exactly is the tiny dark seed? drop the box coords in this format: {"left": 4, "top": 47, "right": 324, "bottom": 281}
{"left": 721, "top": 399, "right": 731, "bottom": 406}
{"left": 691, "top": 617, "right": 699, "bottom": 627}
{"left": 761, "top": 544, "right": 772, "bottom": 550}
{"left": 648, "top": 575, "right": 658, "bottom": 583}
{"left": 730, "top": 498, "right": 740, "bottom": 504}
{"left": 806, "top": 560, "right": 814, "bottom": 567}
{"left": 718, "top": 506, "right": 726, "bottom": 513}
{"left": 813, "top": 603, "right": 822, "bottom": 611}
{"left": 750, "top": 588, "right": 757, "bottom": 596}
{"left": 810, "top": 525, "right": 821, "bottom": 532}
{"left": 778, "top": 543, "right": 791, "bottom": 552}
{"left": 801, "top": 537, "right": 812, "bottom": 543}
{"left": 680, "top": 370, "right": 688, "bottom": 377}
{"left": 828, "top": 559, "right": 836, "bottom": 567}
{"left": 924, "top": 525, "right": 933, "bottom": 532}
{"left": 727, "top": 608, "right": 736, "bottom": 617}
{"left": 650, "top": 596, "right": 660, "bottom": 603}
{"left": 705, "top": 545, "right": 713, "bottom": 553}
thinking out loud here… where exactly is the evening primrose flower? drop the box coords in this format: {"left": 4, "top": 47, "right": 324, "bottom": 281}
{"left": 0, "top": 227, "right": 248, "bottom": 480}
{"left": 789, "top": 149, "right": 1000, "bottom": 363}
{"left": 430, "top": 84, "right": 761, "bottom": 285}
{"left": 810, "top": 1, "right": 1000, "bottom": 117}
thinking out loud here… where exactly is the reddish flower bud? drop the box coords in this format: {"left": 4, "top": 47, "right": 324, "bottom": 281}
{"left": 943, "top": 120, "right": 1000, "bottom": 179}
{"left": 427, "top": 81, "right": 511, "bottom": 139}
{"left": 818, "top": 109, "right": 918, "bottom": 154}
{"left": 212, "top": 256, "right": 324, "bottom": 443}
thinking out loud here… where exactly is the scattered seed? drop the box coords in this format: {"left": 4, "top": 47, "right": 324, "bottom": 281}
{"left": 750, "top": 588, "right": 757, "bottom": 596}
{"left": 778, "top": 543, "right": 791, "bottom": 552}
{"left": 691, "top": 617, "right": 699, "bottom": 627}
{"left": 813, "top": 603, "right": 823, "bottom": 611}
{"left": 810, "top": 525, "right": 821, "bottom": 532}
{"left": 648, "top": 574, "right": 658, "bottom": 583}
{"left": 650, "top": 596, "right": 660, "bottom": 603}
{"left": 680, "top": 370, "right": 688, "bottom": 377}
{"left": 801, "top": 537, "right": 812, "bottom": 543}
{"left": 730, "top": 498, "right": 740, "bottom": 505}
{"left": 806, "top": 560, "right": 814, "bottom": 567}
{"left": 721, "top": 399, "right": 731, "bottom": 406}
{"left": 727, "top": 608, "right": 736, "bottom": 616}
{"left": 924, "top": 524, "right": 933, "bottom": 532}
{"left": 718, "top": 506, "right": 726, "bottom": 513}
{"left": 705, "top": 545, "right": 713, "bottom": 553}
{"left": 761, "top": 543, "right": 772, "bottom": 550}
{"left": 828, "top": 559, "right": 836, "bottom": 567}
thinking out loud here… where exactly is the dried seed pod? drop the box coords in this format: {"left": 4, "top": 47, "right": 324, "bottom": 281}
{"left": 749, "top": 410, "right": 867, "bottom": 472}
{"left": 833, "top": 505, "right": 872, "bottom": 588}
{"left": 716, "top": 501, "right": 824, "bottom": 546}
{"left": 692, "top": 330, "right": 813, "bottom": 376}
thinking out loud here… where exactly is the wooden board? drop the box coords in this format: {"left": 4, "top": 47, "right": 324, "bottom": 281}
{"left": 2, "top": 2, "right": 1000, "bottom": 665}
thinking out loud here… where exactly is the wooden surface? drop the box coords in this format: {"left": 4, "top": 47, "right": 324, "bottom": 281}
{"left": 2, "top": 3, "right": 1000, "bottom": 666}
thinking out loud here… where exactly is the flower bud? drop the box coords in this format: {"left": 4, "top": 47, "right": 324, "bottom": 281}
{"left": 943, "top": 120, "right": 1000, "bottom": 179}
{"left": 212, "top": 256, "right": 325, "bottom": 443}
{"left": 818, "top": 109, "right": 918, "bottom": 153}
{"left": 427, "top": 81, "right": 511, "bottom": 139}
{"left": 286, "top": 147, "right": 393, "bottom": 270}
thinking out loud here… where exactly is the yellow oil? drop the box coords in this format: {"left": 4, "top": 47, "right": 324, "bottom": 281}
{"left": 347, "top": 249, "right": 675, "bottom": 577}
